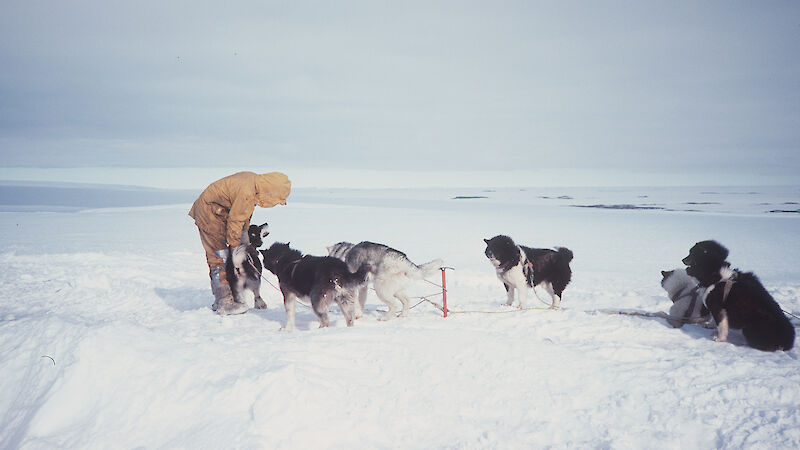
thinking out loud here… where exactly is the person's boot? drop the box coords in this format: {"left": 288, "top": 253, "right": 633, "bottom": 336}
{"left": 210, "top": 269, "right": 248, "bottom": 315}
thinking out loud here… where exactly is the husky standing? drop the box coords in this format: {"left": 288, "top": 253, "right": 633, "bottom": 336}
{"left": 483, "top": 235, "right": 573, "bottom": 309}
{"left": 225, "top": 223, "right": 270, "bottom": 310}
{"left": 261, "top": 242, "right": 370, "bottom": 332}
{"left": 327, "top": 241, "right": 443, "bottom": 321}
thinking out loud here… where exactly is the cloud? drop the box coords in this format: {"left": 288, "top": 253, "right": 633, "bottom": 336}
{"left": 1, "top": 1, "right": 798, "bottom": 179}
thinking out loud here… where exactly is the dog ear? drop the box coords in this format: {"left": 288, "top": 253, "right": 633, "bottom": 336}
{"left": 661, "top": 270, "right": 671, "bottom": 279}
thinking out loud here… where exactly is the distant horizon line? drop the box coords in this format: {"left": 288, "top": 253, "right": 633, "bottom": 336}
{"left": 0, "top": 166, "right": 797, "bottom": 190}
{"left": 1, "top": 179, "right": 797, "bottom": 193}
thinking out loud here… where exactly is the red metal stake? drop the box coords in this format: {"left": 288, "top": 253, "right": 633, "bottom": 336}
{"left": 441, "top": 268, "right": 448, "bottom": 318}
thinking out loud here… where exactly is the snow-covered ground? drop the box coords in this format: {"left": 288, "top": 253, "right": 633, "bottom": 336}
{"left": 1, "top": 183, "right": 799, "bottom": 449}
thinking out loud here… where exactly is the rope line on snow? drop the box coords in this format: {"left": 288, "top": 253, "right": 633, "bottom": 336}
{"left": 247, "top": 259, "right": 800, "bottom": 326}
{"left": 783, "top": 309, "right": 800, "bottom": 321}
{"left": 423, "top": 300, "right": 555, "bottom": 315}
{"left": 247, "top": 260, "right": 313, "bottom": 309}
{"left": 418, "top": 298, "right": 800, "bottom": 326}
{"left": 251, "top": 258, "right": 451, "bottom": 313}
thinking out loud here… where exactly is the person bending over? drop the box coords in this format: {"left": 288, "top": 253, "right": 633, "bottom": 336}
{"left": 189, "top": 171, "right": 291, "bottom": 314}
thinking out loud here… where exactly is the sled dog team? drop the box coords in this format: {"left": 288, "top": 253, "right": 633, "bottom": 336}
{"left": 227, "top": 225, "right": 794, "bottom": 352}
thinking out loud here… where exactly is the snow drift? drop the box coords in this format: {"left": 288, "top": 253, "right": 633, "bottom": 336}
{"left": 1, "top": 184, "right": 799, "bottom": 449}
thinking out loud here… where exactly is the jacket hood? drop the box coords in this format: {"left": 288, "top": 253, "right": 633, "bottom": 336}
{"left": 255, "top": 172, "right": 292, "bottom": 207}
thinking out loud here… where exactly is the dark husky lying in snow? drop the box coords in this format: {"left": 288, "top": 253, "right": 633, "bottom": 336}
{"left": 223, "top": 223, "right": 269, "bottom": 311}
{"left": 261, "top": 242, "right": 370, "bottom": 331}
{"left": 483, "top": 235, "right": 573, "bottom": 309}
{"left": 682, "top": 240, "right": 794, "bottom": 351}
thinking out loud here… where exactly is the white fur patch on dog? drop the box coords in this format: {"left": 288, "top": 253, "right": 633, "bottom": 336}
{"left": 719, "top": 266, "right": 736, "bottom": 281}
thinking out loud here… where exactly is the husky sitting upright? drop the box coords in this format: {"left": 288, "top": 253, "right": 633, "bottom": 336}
{"left": 682, "top": 240, "right": 794, "bottom": 351}
{"left": 327, "top": 241, "right": 443, "bottom": 321}
{"left": 225, "top": 223, "right": 270, "bottom": 310}
{"left": 660, "top": 268, "right": 711, "bottom": 328}
{"left": 261, "top": 242, "right": 370, "bottom": 331}
{"left": 483, "top": 235, "right": 573, "bottom": 309}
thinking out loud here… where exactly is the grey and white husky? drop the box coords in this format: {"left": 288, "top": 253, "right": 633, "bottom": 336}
{"left": 327, "top": 241, "right": 443, "bottom": 321}
{"left": 659, "top": 268, "right": 711, "bottom": 328}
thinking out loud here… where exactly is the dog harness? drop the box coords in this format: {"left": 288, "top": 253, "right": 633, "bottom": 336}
{"left": 518, "top": 248, "right": 535, "bottom": 285}
{"left": 703, "top": 269, "right": 737, "bottom": 309}
{"left": 288, "top": 258, "right": 302, "bottom": 279}
{"left": 679, "top": 285, "right": 704, "bottom": 323}
{"left": 497, "top": 246, "right": 528, "bottom": 272}
{"left": 722, "top": 278, "right": 735, "bottom": 305}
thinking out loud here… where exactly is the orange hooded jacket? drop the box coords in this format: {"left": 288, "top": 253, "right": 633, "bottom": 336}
{"left": 189, "top": 171, "right": 291, "bottom": 248}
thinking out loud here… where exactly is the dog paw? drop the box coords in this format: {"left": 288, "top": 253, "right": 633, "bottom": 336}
{"left": 712, "top": 335, "right": 726, "bottom": 342}
{"left": 254, "top": 299, "right": 267, "bottom": 309}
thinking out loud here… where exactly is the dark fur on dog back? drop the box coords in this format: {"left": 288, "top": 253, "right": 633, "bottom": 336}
{"left": 261, "top": 243, "right": 369, "bottom": 296}
{"left": 705, "top": 271, "right": 794, "bottom": 351}
{"left": 521, "top": 246, "right": 573, "bottom": 296}
{"left": 261, "top": 242, "right": 370, "bottom": 330}
{"left": 287, "top": 255, "right": 370, "bottom": 295}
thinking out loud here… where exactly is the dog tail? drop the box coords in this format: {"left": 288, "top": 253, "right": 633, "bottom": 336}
{"left": 327, "top": 241, "right": 354, "bottom": 261}
{"left": 340, "top": 262, "right": 372, "bottom": 289}
{"left": 411, "top": 259, "right": 444, "bottom": 279}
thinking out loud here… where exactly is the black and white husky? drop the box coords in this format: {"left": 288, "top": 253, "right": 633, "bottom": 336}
{"left": 682, "top": 240, "right": 794, "bottom": 351}
{"left": 660, "top": 268, "right": 711, "bottom": 328}
{"left": 261, "top": 242, "right": 370, "bottom": 331}
{"left": 327, "top": 241, "right": 443, "bottom": 321}
{"left": 225, "top": 223, "right": 269, "bottom": 310}
{"left": 483, "top": 235, "right": 573, "bottom": 309}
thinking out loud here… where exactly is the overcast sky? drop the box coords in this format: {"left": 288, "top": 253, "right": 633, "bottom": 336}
{"left": 1, "top": 1, "right": 798, "bottom": 185}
